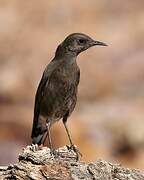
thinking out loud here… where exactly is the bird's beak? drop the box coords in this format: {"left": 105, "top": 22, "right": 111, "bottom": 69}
{"left": 91, "top": 40, "right": 108, "bottom": 46}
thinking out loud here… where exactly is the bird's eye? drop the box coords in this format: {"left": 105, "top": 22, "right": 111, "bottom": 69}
{"left": 78, "top": 39, "right": 86, "bottom": 44}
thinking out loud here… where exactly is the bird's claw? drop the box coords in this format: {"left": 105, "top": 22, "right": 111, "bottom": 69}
{"left": 66, "top": 145, "right": 82, "bottom": 161}
{"left": 30, "top": 144, "right": 39, "bottom": 152}
{"left": 30, "top": 144, "right": 44, "bottom": 152}
{"left": 50, "top": 149, "right": 60, "bottom": 158}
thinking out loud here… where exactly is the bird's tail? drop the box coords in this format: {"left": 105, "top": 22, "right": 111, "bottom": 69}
{"left": 32, "top": 133, "right": 46, "bottom": 145}
{"left": 31, "top": 117, "right": 47, "bottom": 145}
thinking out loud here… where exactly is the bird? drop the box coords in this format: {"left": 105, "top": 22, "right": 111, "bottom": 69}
{"left": 31, "top": 33, "right": 107, "bottom": 158}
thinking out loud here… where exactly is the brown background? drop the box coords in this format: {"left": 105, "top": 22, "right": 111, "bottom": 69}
{"left": 0, "top": 0, "right": 144, "bottom": 169}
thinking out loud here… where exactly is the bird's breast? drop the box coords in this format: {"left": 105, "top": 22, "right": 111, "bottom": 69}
{"left": 40, "top": 61, "right": 80, "bottom": 119}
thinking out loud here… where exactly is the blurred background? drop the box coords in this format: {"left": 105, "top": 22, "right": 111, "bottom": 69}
{"left": 0, "top": 0, "right": 144, "bottom": 169}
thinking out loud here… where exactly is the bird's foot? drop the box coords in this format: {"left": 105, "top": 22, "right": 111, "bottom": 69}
{"left": 30, "top": 144, "right": 39, "bottom": 152}
{"left": 50, "top": 149, "right": 60, "bottom": 159}
{"left": 66, "top": 145, "right": 82, "bottom": 161}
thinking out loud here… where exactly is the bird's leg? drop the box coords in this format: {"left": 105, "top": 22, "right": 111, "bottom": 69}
{"left": 63, "top": 118, "right": 73, "bottom": 146}
{"left": 63, "top": 116, "right": 82, "bottom": 160}
{"left": 30, "top": 144, "right": 39, "bottom": 152}
{"left": 41, "top": 130, "right": 48, "bottom": 145}
{"left": 46, "top": 122, "right": 53, "bottom": 150}
{"left": 46, "top": 122, "right": 59, "bottom": 157}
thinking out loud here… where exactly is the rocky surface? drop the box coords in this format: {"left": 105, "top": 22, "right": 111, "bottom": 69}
{"left": 0, "top": 146, "right": 144, "bottom": 180}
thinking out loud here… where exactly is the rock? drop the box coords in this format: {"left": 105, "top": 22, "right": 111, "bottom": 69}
{"left": 0, "top": 145, "right": 144, "bottom": 179}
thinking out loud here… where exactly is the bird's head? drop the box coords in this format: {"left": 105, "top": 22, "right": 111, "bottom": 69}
{"left": 56, "top": 33, "right": 107, "bottom": 57}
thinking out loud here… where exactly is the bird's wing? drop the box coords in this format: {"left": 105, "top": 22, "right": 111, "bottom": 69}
{"left": 31, "top": 60, "right": 59, "bottom": 139}
{"left": 31, "top": 73, "right": 48, "bottom": 138}
{"left": 76, "top": 68, "right": 80, "bottom": 86}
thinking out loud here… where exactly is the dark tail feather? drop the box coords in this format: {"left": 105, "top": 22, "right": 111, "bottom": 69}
{"left": 32, "top": 130, "right": 48, "bottom": 145}
{"left": 31, "top": 123, "right": 47, "bottom": 145}
{"left": 32, "top": 134, "right": 44, "bottom": 145}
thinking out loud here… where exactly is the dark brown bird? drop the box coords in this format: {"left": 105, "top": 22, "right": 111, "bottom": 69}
{"left": 31, "top": 33, "right": 107, "bottom": 156}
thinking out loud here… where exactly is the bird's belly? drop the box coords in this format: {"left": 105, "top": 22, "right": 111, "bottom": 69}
{"left": 41, "top": 83, "right": 77, "bottom": 121}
